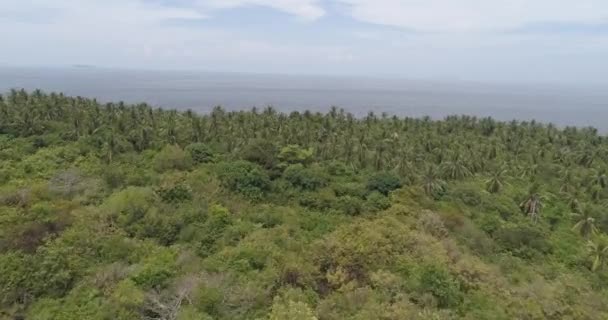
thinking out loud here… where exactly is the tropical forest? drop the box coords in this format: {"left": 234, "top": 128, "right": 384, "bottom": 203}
{"left": 2, "top": 89, "right": 608, "bottom": 320}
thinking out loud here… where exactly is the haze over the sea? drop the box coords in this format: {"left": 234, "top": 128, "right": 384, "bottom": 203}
{"left": 1, "top": 67, "right": 606, "bottom": 131}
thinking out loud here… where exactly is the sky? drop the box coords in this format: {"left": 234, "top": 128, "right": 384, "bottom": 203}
{"left": 1, "top": 0, "right": 608, "bottom": 84}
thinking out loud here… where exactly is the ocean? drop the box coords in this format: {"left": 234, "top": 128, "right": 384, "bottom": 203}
{"left": 1, "top": 67, "right": 606, "bottom": 130}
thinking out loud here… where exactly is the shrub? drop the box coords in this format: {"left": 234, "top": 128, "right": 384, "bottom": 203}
{"left": 332, "top": 183, "right": 366, "bottom": 198}
{"left": 416, "top": 265, "right": 462, "bottom": 308}
{"left": 336, "top": 196, "right": 364, "bottom": 216}
{"left": 104, "top": 187, "right": 158, "bottom": 238}
{"left": 0, "top": 252, "right": 35, "bottom": 305}
{"left": 299, "top": 192, "right": 335, "bottom": 211}
{"left": 131, "top": 248, "right": 177, "bottom": 289}
{"left": 48, "top": 168, "right": 84, "bottom": 198}
{"left": 0, "top": 169, "right": 10, "bottom": 184}
{"left": 157, "top": 183, "right": 193, "bottom": 203}
{"left": 450, "top": 185, "right": 482, "bottom": 207}
{"left": 217, "top": 161, "right": 270, "bottom": 200}
{"left": 112, "top": 279, "right": 145, "bottom": 307}
{"left": 495, "top": 224, "right": 552, "bottom": 258}
{"left": 154, "top": 145, "right": 192, "bottom": 172}
{"left": 365, "top": 191, "right": 391, "bottom": 211}
{"left": 325, "top": 160, "right": 353, "bottom": 176}
{"left": 185, "top": 143, "right": 215, "bottom": 164}
{"left": 269, "top": 298, "right": 318, "bottom": 320}
{"left": 103, "top": 166, "right": 126, "bottom": 189}
{"left": 418, "top": 211, "right": 448, "bottom": 238}
{"left": 283, "top": 164, "right": 328, "bottom": 191}
{"left": 278, "top": 145, "right": 314, "bottom": 166}
{"left": 366, "top": 172, "right": 402, "bottom": 196}
{"left": 0, "top": 188, "right": 31, "bottom": 208}
{"left": 241, "top": 139, "right": 278, "bottom": 169}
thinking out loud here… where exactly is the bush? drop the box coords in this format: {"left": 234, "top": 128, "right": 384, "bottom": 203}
{"left": 0, "top": 252, "right": 35, "bottom": 305}
{"left": 186, "top": 143, "right": 215, "bottom": 164}
{"left": 366, "top": 172, "right": 402, "bottom": 196}
{"left": 241, "top": 139, "right": 278, "bottom": 169}
{"left": 278, "top": 145, "right": 314, "bottom": 166}
{"left": 365, "top": 191, "right": 391, "bottom": 211}
{"left": 336, "top": 196, "right": 364, "bottom": 216}
{"left": 0, "top": 169, "right": 10, "bottom": 184}
{"left": 495, "top": 224, "right": 552, "bottom": 259}
{"left": 156, "top": 183, "right": 193, "bottom": 203}
{"left": 154, "top": 145, "right": 192, "bottom": 172}
{"left": 217, "top": 161, "right": 270, "bottom": 200}
{"left": 418, "top": 211, "right": 448, "bottom": 238}
{"left": 269, "top": 297, "right": 318, "bottom": 320}
{"left": 103, "top": 166, "right": 126, "bottom": 189}
{"left": 450, "top": 185, "right": 482, "bottom": 207}
{"left": 332, "top": 183, "right": 366, "bottom": 198}
{"left": 325, "top": 160, "right": 353, "bottom": 176}
{"left": 283, "top": 164, "right": 328, "bottom": 191}
{"left": 105, "top": 187, "right": 181, "bottom": 244}
{"left": 48, "top": 168, "right": 84, "bottom": 198}
{"left": 105, "top": 187, "right": 155, "bottom": 222}
{"left": 131, "top": 248, "right": 177, "bottom": 289}
{"left": 416, "top": 265, "right": 462, "bottom": 308}
{"left": 299, "top": 192, "right": 335, "bottom": 211}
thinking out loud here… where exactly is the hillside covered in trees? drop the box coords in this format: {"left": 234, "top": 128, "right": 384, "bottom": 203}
{"left": 2, "top": 89, "right": 608, "bottom": 319}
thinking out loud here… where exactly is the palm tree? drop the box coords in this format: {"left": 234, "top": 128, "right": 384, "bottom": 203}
{"left": 559, "top": 168, "right": 577, "bottom": 194}
{"left": 565, "top": 192, "right": 582, "bottom": 212}
{"left": 441, "top": 153, "right": 471, "bottom": 180}
{"left": 422, "top": 166, "right": 446, "bottom": 198}
{"left": 519, "top": 162, "right": 538, "bottom": 180}
{"left": 520, "top": 185, "right": 543, "bottom": 223}
{"left": 587, "top": 236, "right": 608, "bottom": 272}
{"left": 572, "top": 206, "right": 598, "bottom": 239}
{"left": 486, "top": 167, "right": 507, "bottom": 193}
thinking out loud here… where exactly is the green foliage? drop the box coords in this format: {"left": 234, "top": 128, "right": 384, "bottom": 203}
{"left": 365, "top": 191, "right": 391, "bottom": 211}
{"left": 104, "top": 187, "right": 156, "bottom": 229}
{"left": 154, "top": 144, "right": 193, "bottom": 172}
{"left": 336, "top": 195, "right": 364, "bottom": 216}
{"left": 186, "top": 143, "right": 216, "bottom": 164}
{"left": 283, "top": 164, "right": 328, "bottom": 191}
{"left": 131, "top": 248, "right": 178, "bottom": 289}
{"left": 217, "top": 161, "right": 271, "bottom": 200}
{"left": 157, "top": 183, "right": 193, "bottom": 203}
{"left": 366, "top": 172, "right": 402, "bottom": 195}
{"left": 242, "top": 139, "right": 278, "bottom": 169}
{"left": 0, "top": 252, "right": 35, "bottom": 305}
{"left": 111, "top": 279, "right": 145, "bottom": 307}
{"left": 278, "top": 145, "right": 314, "bottom": 166}
{"left": 495, "top": 224, "right": 552, "bottom": 258}
{"left": 416, "top": 265, "right": 463, "bottom": 308}
{"left": 3, "top": 91, "right": 608, "bottom": 319}
{"left": 268, "top": 297, "right": 318, "bottom": 320}
{"left": 332, "top": 182, "right": 366, "bottom": 198}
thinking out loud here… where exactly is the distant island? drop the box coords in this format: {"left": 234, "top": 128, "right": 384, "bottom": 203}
{"left": 1, "top": 89, "right": 607, "bottom": 319}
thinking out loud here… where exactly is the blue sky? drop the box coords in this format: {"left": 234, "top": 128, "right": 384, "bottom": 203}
{"left": 1, "top": 0, "right": 608, "bottom": 84}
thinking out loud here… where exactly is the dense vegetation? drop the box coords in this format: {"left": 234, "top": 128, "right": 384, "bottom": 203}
{"left": 1, "top": 89, "right": 608, "bottom": 319}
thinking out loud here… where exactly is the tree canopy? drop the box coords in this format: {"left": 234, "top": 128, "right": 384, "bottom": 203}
{"left": 1, "top": 89, "right": 608, "bottom": 319}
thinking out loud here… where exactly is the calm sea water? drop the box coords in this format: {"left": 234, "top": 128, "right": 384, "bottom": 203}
{"left": 1, "top": 67, "right": 607, "bottom": 130}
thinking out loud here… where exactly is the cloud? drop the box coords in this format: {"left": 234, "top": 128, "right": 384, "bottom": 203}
{"left": 0, "top": 0, "right": 206, "bottom": 29}
{"left": 197, "top": 0, "right": 325, "bottom": 20}
{"left": 336, "top": 0, "right": 608, "bottom": 32}
{"left": 1, "top": 0, "right": 608, "bottom": 83}
{"left": 0, "top": 0, "right": 343, "bottom": 71}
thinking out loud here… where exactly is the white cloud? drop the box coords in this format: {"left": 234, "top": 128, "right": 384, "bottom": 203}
{"left": 0, "top": 0, "right": 342, "bottom": 71}
{"left": 196, "top": 0, "right": 325, "bottom": 20}
{"left": 0, "top": 0, "right": 206, "bottom": 24}
{"left": 337, "top": 0, "right": 608, "bottom": 31}
{"left": 1, "top": 0, "right": 608, "bottom": 83}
